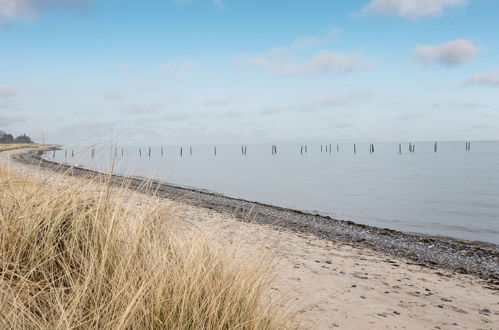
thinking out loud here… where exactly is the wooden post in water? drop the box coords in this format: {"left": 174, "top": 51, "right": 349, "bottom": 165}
{"left": 189, "top": 146, "right": 192, "bottom": 156}
{"left": 321, "top": 145, "right": 323, "bottom": 153}
{"left": 53, "top": 149, "right": 56, "bottom": 158}
{"left": 121, "top": 148, "right": 123, "bottom": 157}
{"left": 71, "top": 150, "right": 74, "bottom": 157}
{"left": 353, "top": 144, "right": 356, "bottom": 154}
{"left": 329, "top": 144, "right": 332, "bottom": 154}
{"left": 65, "top": 150, "right": 67, "bottom": 158}
{"left": 161, "top": 147, "right": 163, "bottom": 156}
{"left": 301, "top": 145, "right": 303, "bottom": 154}
{"left": 337, "top": 144, "right": 339, "bottom": 152}
{"left": 434, "top": 142, "right": 437, "bottom": 153}
{"left": 305, "top": 145, "right": 307, "bottom": 153}
{"left": 91, "top": 149, "right": 95, "bottom": 158}
{"left": 139, "top": 148, "right": 141, "bottom": 157}
{"left": 148, "top": 147, "right": 151, "bottom": 157}
{"left": 399, "top": 144, "right": 402, "bottom": 154}
{"left": 214, "top": 146, "right": 217, "bottom": 156}
{"left": 244, "top": 146, "right": 247, "bottom": 156}
{"left": 180, "top": 147, "right": 183, "bottom": 157}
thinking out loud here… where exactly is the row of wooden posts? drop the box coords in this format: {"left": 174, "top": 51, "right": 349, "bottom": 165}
{"left": 55, "top": 142, "right": 473, "bottom": 159}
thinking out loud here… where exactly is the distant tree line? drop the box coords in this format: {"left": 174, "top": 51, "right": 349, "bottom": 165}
{"left": 0, "top": 130, "right": 34, "bottom": 144}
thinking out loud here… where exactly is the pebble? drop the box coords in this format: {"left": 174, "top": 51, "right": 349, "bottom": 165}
{"left": 441, "top": 297, "right": 452, "bottom": 302}
{"left": 393, "top": 311, "right": 400, "bottom": 315}
{"left": 376, "top": 313, "right": 387, "bottom": 317}
{"left": 436, "top": 304, "right": 444, "bottom": 308}
{"left": 451, "top": 322, "right": 459, "bottom": 326}
{"left": 360, "top": 295, "right": 366, "bottom": 299}
{"left": 479, "top": 309, "right": 491, "bottom": 316}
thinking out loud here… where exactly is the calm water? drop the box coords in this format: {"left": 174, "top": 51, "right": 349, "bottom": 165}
{"left": 48, "top": 141, "right": 499, "bottom": 245}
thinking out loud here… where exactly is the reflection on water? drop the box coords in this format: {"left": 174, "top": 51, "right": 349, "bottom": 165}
{"left": 48, "top": 141, "right": 499, "bottom": 245}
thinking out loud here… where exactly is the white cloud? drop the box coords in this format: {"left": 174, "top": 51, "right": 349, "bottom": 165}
{"left": 120, "top": 104, "right": 163, "bottom": 115}
{"left": 203, "top": 97, "right": 245, "bottom": 106}
{"left": 463, "top": 71, "right": 499, "bottom": 87}
{"left": 362, "top": 0, "right": 468, "bottom": 19}
{"left": 413, "top": 39, "right": 478, "bottom": 66}
{"left": 0, "top": 0, "right": 84, "bottom": 21}
{"left": 291, "top": 36, "right": 321, "bottom": 49}
{"left": 248, "top": 50, "right": 372, "bottom": 76}
{"left": 396, "top": 113, "right": 423, "bottom": 120}
{"left": 0, "top": 85, "right": 15, "bottom": 97}
{"left": 260, "top": 90, "right": 375, "bottom": 115}
{"left": 0, "top": 114, "right": 27, "bottom": 128}
{"left": 101, "top": 90, "right": 122, "bottom": 101}
{"left": 162, "top": 61, "right": 195, "bottom": 80}
{"left": 158, "top": 112, "right": 190, "bottom": 122}
{"left": 291, "top": 27, "right": 341, "bottom": 49}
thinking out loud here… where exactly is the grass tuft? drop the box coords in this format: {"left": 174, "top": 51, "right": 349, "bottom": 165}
{"left": 0, "top": 163, "right": 286, "bottom": 329}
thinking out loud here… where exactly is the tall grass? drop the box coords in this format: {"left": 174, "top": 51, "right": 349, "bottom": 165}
{"left": 0, "top": 164, "right": 286, "bottom": 329}
{"left": 0, "top": 144, "right": 41, "bottom": 152}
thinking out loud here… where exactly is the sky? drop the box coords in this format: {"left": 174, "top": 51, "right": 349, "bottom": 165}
{"left": 0, "top": 0, "right": 498, "bottom": 144}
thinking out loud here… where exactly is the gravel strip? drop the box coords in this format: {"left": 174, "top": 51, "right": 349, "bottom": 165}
{"left": 14, "top": 148, "right": 499, "bottom": 282}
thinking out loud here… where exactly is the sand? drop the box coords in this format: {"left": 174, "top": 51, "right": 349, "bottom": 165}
{"left": 1, "top": 148, "right": 498, "bottom": 329}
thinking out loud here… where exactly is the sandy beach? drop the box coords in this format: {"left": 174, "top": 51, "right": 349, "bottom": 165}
{"left": 2, "top": 147, "right": 498, "bottom": 329}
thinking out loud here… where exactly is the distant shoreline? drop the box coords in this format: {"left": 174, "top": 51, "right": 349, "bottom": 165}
{"left": 13, "top": 147, "right": 499, "bottom": 281}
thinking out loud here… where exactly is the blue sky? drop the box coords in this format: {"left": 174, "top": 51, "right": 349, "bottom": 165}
{"left": 1, "top": 0, "right": 498, "bottom": 144}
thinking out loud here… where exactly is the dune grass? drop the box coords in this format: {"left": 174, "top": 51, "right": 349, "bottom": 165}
{"left": 0, "top": 162, "right": 287, "bottom": 329}
{"left": 0, "top": 144, "right": 40, "bottom": 152}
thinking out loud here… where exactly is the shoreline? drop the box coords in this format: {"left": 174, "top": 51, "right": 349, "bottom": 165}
{"left": 14, "top": 147, "right": 499, "bottom": 282}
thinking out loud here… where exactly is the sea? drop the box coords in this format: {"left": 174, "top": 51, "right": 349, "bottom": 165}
{"left": 47, "top": 141, "right": 499, "bottom": 245}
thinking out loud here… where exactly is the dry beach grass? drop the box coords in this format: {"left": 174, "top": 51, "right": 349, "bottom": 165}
{"left": 0, "top": 146, "right": 286, "bottom": 329}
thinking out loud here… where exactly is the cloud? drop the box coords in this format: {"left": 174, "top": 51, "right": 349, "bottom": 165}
{"left": 291, "top": 27, "right": 341, "bottom": 50}
{"left": 396, "top": 113, "right": 423, "bottom": 120}
{"left": 0, "top": 0, "right": 86, "bottom": 22}
{"left": 248, "top": 50, "right": 372, "bottom": 76}
{"left": 260, "top": 90, "right": 375, "bottom": 115}
{"left": 162, "top": 61, "right": 195, "bottom": 80}
{"left": 432, "top": 101, "right": 496, "bottom": 109}
{"left": 291, "top": 36, "right": 321, "bottom": 49}
{"left": 463, "top": 71, "right": 499, "bottom": 87}
{"left": 213, "top": 0, "right": 223, "bottom": 7}
{"left": 413, "top": 39, "right": 478, "bottom": 66}
{"left": 328, "top": 122, "right": 354, "bottom": 129}
{"left": 203, "top": 97, "right": 245, "bottom": 106}
{"left": 0, "top": 85, "right": 15, "bottom": 97}
{"left": 120, "top": 103, "right": 164, "bottom": 115}
{"left": 101, "top": 90, "right": 123, "bottom": 101}
{"left": 158, "top": 112, "right": 190, "bottom": 122}
{"left": 0, "top": 114, "right": 27, "bottom": 128}
{"left": 362, "top": 0, "right": 468, "bottom": 19}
